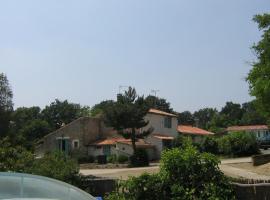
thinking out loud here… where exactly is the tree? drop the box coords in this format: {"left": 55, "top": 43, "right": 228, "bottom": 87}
{"left": 145, "top": 95, "right": 173, "bottom": 113}
{"left": 240, "top": 101, "right": 267, "bottom": 125}
{"left": 90, "top": 100, "right": 114, "bottom": 117}
{"left": 104, "top": 87, "right": 153, "bottom": 153}
{"left": 0, "top": 73, "right": 13, "bottom": 137}
{"left": 193, "top": 108, "right": 217, "bottom": 129}
{"left": 177, "top": 111, "right": 194, "bottom": 125}
{"left": 220, "top": 102, "right": 243, "bottom": 126}
{"left": 247, "top": 13, "right": 270, "bottom": 121}
{"left": 41, "top": 99, "right": 90, "bottom": 130}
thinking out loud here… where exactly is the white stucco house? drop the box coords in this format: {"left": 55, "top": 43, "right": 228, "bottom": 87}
{"left": 88, "top": 108, "right": 178, "bottom": 160}
{"left": 226, "top": 125, "right": 270, "bottom": 142}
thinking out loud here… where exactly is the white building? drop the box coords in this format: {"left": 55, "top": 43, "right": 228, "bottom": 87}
{"left": 88, "top": 108, "right": 178, "bottom": 160}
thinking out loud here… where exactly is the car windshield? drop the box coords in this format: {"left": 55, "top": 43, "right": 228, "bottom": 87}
{"left": 0, "top": 173, "right": 95, "bottom": 200}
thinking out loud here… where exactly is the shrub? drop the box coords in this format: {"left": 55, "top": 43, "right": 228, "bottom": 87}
{"left": 201, "top": 136, "right": 219, "bottom": 154}
{"left": 29, "top": 151, "right": 79, "bottom": 184}
{"left": 106, "top": 144, "right": 235, "bottom": 200}
{"left": 117, "top": 155, "right": 128, "bottom": 163}
{"left": 105, "top": 173, "right": 165, "bottom": 200}
{"left": 107, "top": 155, "right": 117, "bottom": 163}
{"left": 160, "top": 145, "right": 234, "bottom": 199}
{"left": 78, "top": 155, "right": 95, "bottom": 164}
{"left": 219, "top": 131, "right": 259, "bottom": 156}
{"left": 0, "top": 138, "right": 34, "bottom": 172}
{"left": 129, "top": 149, "right": 149, "bottom": 167}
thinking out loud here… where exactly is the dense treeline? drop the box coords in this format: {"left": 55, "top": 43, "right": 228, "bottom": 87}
{"left": 178, "top": 101, "right": 267, "bottom": 133}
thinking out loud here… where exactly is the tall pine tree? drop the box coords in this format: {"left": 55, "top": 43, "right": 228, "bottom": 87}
{"left": 104, "top": 87, "right": 153, "bottom": 153}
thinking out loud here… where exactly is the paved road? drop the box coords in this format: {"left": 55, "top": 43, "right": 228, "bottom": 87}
{"left": 80, "top": 157, "right": 270, "bottom": 180}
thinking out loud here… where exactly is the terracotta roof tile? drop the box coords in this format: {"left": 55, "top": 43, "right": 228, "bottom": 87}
{"left": 227, "top": 125, "right": 269, "bottom": 132}
{"left": 177, "top": 125, "right": 214, "bottom": 135}
{"left": 91, "top": 138, "right": 127, "bottom": 146}
{"left": 117, "top": 139, "right": 154, "bottom": 149}
{"left": 153, "top": 134, "right": 174, "bottom": 140}
{"left": 148, "top": 108, "right": 177, "bottom": 117}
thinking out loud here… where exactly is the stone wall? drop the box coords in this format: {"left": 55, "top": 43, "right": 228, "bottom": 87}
{"left": 233, "top": 182, "right": 270, "bottom": 200}
{"left": 252, "top": 153, "right": 270, "bottom": 166}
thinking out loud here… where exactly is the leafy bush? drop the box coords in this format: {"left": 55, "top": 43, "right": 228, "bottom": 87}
{"left": 160, "top": 145, "right": 234, "bottom": 199}
{"left": 106, "top": 144, "right": 235, "bottom": 200}
{"left": 107, "top": 155, "right": 117, "bottom": 163}
{"left": 201, "top": 136, "right": 219, "bottom": 154}
{"left": 29, "top": 151, "right": 79, "bottom": 184}
{"left": 117, "top": 155, "right": 128, "bottom": 163}
{"left": 78, "top": 155, "right": 95, "bottom": 164}
{"left": 129, "top": 149, "right": 149, "bottom": 167}
{"left": 0, "top": 138, "right": 34, "bottom": 172}
{"left": 218, "top": 131, "right": 259, "bottom": 156}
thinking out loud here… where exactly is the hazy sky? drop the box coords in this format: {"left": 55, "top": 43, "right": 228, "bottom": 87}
{"left": 0, "top": 1, "right": 269, "bottom": 112}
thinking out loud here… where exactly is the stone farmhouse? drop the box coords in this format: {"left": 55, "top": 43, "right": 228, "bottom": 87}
{"left": 36, "top": 108, "right": 212, "bottom": 160}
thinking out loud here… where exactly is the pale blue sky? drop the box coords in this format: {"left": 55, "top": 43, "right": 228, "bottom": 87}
{"left": 0, "top": 1, "right": 269, "bottom": 112}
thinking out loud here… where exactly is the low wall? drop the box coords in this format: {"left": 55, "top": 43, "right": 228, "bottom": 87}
{"left": 252, "top": 154, "right": 270, "bottom": 166}
{"left": 233, "top": 182, "right": 270, "bottom": 200}
{"left": 80, "top": 176, "right": 117, "bottom": 197}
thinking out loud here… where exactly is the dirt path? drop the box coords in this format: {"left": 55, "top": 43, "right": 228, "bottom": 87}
{"left": 80, "top": 166, "right": 159, "bottom": 180}
{"left": 80, "top": 157, "right": 270, "bottom": 180}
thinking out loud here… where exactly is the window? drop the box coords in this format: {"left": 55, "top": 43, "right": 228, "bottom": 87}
{"left": 73, "top": 140, "right": 79, "bottom": 149}
{"left": 164, "top": 117, "right": 172, "bottom": 128}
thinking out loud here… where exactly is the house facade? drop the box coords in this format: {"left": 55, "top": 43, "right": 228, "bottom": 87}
{"left": 36, "top": 108, "right": 178, "bottom": 160}
{"left": 177, "top": 125, "right": 215, "bottom": 143}
{"left": 226, "top": 125, "right": 270, "bottom": 142}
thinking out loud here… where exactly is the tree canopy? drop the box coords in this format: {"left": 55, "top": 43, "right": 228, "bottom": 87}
{"left": 0, "top": 73, "right": 13, "bottom": 137}
{"left": 104, "top": 87, "right": 153, "bottom": 153}
{"left": 144, "top": 95, "right": 173, "bottom": 113}
{"left": 247, "top": 13, "right": 270, "bottom": 121}
{"left": 41, "top": 99, "right": 90, "bottom": 130}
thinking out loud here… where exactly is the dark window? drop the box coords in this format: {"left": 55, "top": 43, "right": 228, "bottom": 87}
{"left": 164, "top": 117, "right": 172, "bottom": 128}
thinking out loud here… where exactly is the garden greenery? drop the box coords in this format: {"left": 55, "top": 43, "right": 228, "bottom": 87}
{"left": 105, "top": 143, "right": 235, "bottom": 200}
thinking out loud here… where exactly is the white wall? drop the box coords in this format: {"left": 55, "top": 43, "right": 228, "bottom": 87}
{"left": 143, "top": 113, "right": 178, "bottom": 137}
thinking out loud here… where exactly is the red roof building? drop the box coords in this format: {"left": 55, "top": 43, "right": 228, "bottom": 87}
{"left": 177, "top": 125, "right": 214, "bottom": 136}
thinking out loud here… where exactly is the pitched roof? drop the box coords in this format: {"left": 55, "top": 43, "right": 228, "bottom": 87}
{"left": 227, "top": 125, "right": 269, "bottom": 132}
{"left": 91, "top": 138, "right": 127, "bottom": 146}
{"left": 117, "top": 139, "right": 154, "bottom": 149}
{"left": 152, "top": 133, "right": 174, "bottom": 140}
{"left": 177, "top": 125, "right": 214, "bottom": 135}
{"left": 148, "top": 108, "right": 177, "bottom": 117}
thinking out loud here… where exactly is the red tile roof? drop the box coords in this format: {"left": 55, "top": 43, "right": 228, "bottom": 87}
{"left": 91, "top": 138, "right": 128, "bottom": 146}
{"left": 117, "top": 139, "right": 154, "bottom": 149}
{"left": 153, "top": 134, "right": 174, "bottom": 140}
{"left": 227, "top": 125, "right": 269, "bottom": 132}
{"left": 148, "top": 108, "right": 177, "bottom": 117}
{"left": 177, "top": 125, "right": 214, "bottom": 135}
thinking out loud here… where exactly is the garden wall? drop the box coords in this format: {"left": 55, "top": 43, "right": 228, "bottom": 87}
{"left": 80, "top": 176, "right": 117, "bottom": 197}
{"left": 233, "top": 182, "right": 270, "bottom": 200}
{"left": 252, "top": 153, "right": 270, "bottom": 166}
